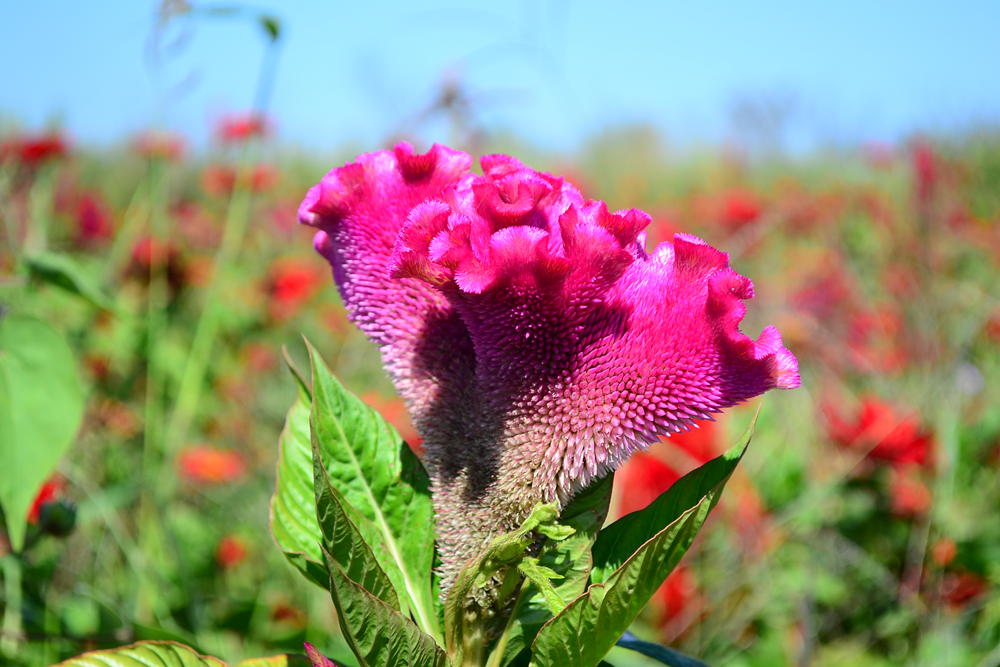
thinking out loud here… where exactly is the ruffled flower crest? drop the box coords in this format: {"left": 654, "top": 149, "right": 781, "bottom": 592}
{"left": 300, "top": 143, "right": 799, "bottom": 587}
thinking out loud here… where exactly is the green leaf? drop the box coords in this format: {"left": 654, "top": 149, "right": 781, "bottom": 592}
{"left": 305, "top": 341, "right": 438, "bottom": 638}
{"left": 489, "top": 475, "right": 613, "bottom": 666}
{"left": 55, "top": 641, "right": 310, "bottom": 667}
{"left": 269, "top": 380, "right": 329, "bottom": 587}
{"left": 236, "top": 656, "right": 312, "bottom": 667}
{"left": 529, "top": 429, "right": 751, "bottom": 667}
{"left": 259, "top": 14, "right": 281, "bottom": 41}
{"left": 591, "top": 422, "right": 754, "bottom": 583}
{"left": 516, "top": 557, "right": 565, "bottom": 615}
{"left": 53, "top": 640, "right": 226, "bottom": 666}
{"left": 25, "top": 251, "right": 114, "bottom": 311}
{"left": 0, "top": 314, "right": 84, "bottom": 551}
{"left": 313, "top": 438, "right": 400, "bottom": 611}
{"left": 324, "top": 553, "right": 447, "bottom": 667}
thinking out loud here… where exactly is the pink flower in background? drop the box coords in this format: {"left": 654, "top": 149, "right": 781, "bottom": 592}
{"left": 911, "top": 138, "right": 938, "bottom": 208}
{"left": 300, "top": 143, "right": 799, "bottom": 585}
{"left": 72, "top": 192, "right": 114, "bottom": 246}
{"left": 132, "top": 131, "right": 185, "bottom": 161}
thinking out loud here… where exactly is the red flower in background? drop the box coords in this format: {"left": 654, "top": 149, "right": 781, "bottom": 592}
{"left": 614, "top": 420, "right": 721, "bottom": 516}
{"left": 614, "top": 451, "right": 683, "bottom": 517}
{"left": 202, "top": 164, "right": 278, "bottom": 195}
{"left": 1, "top": 132, "right": 68, "bottom": 166}
{"left": 178, "top": 446, "right": 246, "bottom": 484}
{"left": 27, "top": 476, "right": 64, "bottom": 523}
{"left": 668, "top": 419, "right": 721, "bottom": 464}
{"left": 719, "top": 189, "right": 762, "bottom": 230}
{"left": 940, "top": 572, "right": 988, "bottom": 609}
{"left": 825, "top": 397, "right": 934, "bottom": 468}
{"left": 888, "top": 466, "right": 932, "bottom": 518}
{"left": 931, "top": 538, "right": 957, "bottom": 567}
{"left": 217, "top": 113, "right": 270, "bottom": 143}
{"left": 265, "top": 259, "right": 324, "bottom": 321}
{"left": 216, "top": 534, "right": 248, "bottom": 568}
{"left": 655, "top": 565, "right": 700, "bottom": 626}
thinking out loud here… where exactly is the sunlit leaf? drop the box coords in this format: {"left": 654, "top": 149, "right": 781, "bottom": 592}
{"left": 324, "top": 553, "right": 447, "bottom": 667}
{"left": 269, "top": 379, "right": 328, "bottom": 587}
{"left": 313, "top": 438, "right": 400, "bottom": 611}
{"left": 54, "top": 640, "right": 226, "bottom": 666}
{"left": 591, "top": 420, "right": 754, "bottom": 583}
{"left": 0, "top": 313, "right": 84, "bottom": 551}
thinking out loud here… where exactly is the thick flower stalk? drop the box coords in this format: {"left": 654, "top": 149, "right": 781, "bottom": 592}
{"left": 299, "top": 144, "right": 799, "bottom": 592}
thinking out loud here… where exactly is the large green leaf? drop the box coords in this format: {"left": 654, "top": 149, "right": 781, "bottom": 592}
{"left": 236, "top": 656, "right": 312, "bottom": 667}
{"left": 591, "top": 420, "right": 755, "bottom": 583}
{"left": 269, "top": 379, "right": 328, "bottom": 587}
{"left": 0, "top": 314, "right": 84, "bottom": 551}
{"left": 489, "top": 475, "right": 613, "bottom": 666}
{"left": 324, "top": 553, "right": 447, "bottom": 667}
{"left": 591, "top": 444, "right": 749, "bottom": 583}
{"left": 313, "top": 439, "right": 400, "bottom": 611}
{"left": 529, "top": 439, "right": 749, "bottom": 667}
{"left": 305, "top": 342, "right": 438, "bottom": 638}
{"left": 54, "top": 641, "right": 309, "bottom": 667}
{"left": 53, "top": 640, "right": 226, "bottom": 666}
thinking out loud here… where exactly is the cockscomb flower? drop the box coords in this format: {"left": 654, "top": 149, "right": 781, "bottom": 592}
{"left": 299, "top": 143, "right": 799, "bottom": 589}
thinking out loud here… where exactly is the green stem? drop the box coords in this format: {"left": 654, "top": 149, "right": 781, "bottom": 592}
{"left": 103, "top": 176, "right": 151, "bottom": 285}
{"left": 460, "top": 612, "right": 486, "bottom": 667}
{"left": 135, "top": 160, "right": 171, "bottom": 625}
{"left": 0, "top": 167, "right": 18, "bottom": 256}
{"left": 1, "top": 554, "right": 23, "bottom": 658}
{"left": 25, "top": 163, "right": 56, "bottom": 254}
{"left": 484, "top": 586, "right": 530, "bottom": 667}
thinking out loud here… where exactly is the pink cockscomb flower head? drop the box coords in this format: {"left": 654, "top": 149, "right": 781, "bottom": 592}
{"left": 300, "top": 143, "right": 799, "bottom": 591}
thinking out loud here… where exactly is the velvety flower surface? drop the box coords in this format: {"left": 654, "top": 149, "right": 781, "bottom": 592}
{"left": 300, "top": 143, "right": 799, "bottom": 589}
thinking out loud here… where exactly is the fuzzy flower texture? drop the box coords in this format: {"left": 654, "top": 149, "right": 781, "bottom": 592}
{"left": 299, "top": 144, "right": 799, "bottom": 589}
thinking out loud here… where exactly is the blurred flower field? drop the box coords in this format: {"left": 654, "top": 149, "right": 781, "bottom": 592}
{"left": 1, "top": 120, "right": 999, "bottom": 666}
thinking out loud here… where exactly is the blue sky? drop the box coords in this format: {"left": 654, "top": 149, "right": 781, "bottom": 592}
{"left": 2, "top": 1, "right": 999, "bottom": 152}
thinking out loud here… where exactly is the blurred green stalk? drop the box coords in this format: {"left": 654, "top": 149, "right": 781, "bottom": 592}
{"left": 135, "top": 158, "right": 173, "bottom": 626}
{"left": 164, "top": 147, "right": 256, "bottom": 469}
{"left": 0, "top": 554, "right": 23, "bottom": 658}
